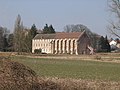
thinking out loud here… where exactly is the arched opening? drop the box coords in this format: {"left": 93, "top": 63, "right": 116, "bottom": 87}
{"left": 64, "top": 40, "right": 67, "bottom": 53}
{"left": 73, "top": 40, "right": 75, "bottom": 54}
{"left": 60, "top": 40, "right": 63, "bottom": 53}
{"left": 69, "top": 40, "right": 71, "bottom": 54}
{"left": 52, "top": 40, "right": 55, "bottom": 54}
{"left": 56, "top": 40, "right": 59, "bottom": 54}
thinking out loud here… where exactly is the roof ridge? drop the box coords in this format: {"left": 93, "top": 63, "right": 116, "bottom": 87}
{"left": 33, "top": 32, "right": 83, "bottom": 39}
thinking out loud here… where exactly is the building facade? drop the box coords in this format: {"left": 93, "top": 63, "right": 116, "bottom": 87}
{"left": 32, "top": 31, "right": 91, "bottom": 55}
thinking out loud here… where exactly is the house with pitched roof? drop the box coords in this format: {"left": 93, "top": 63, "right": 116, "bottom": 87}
{"left": 32, "top": 31, "right": 92, "bottom": 55}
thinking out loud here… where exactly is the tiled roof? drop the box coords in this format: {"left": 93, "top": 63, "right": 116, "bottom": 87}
{"left": 33, "top": 32, "right": 83, "bottom": 39}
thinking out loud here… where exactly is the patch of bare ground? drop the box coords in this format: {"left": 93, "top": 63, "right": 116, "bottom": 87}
{"left": 0, "top": 58, "right": 41, "bottom": 90}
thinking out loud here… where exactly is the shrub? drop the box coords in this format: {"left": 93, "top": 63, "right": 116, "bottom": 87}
{"left": 34, "top": 49, "right": 42, "bottom": 54}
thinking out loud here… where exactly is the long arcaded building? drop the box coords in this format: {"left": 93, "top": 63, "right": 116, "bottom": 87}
{"left": 32, "top": 31, "right": 92, "bottom": 55}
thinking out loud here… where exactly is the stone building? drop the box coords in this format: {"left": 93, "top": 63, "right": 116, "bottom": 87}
{"left": 32, "top": 31, "right": 92, "bottom": 55}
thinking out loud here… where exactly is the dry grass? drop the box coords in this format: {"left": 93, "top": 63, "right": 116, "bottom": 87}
{"left": 0, "top": 58, "right": 120, "bottom": 90}
{"left": 39, "top": 77, "right": 120, "bottom": 90}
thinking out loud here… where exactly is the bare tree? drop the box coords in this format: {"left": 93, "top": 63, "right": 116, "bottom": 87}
{"left": 13, "top": 15, "right": 25, "bottom": 54}
{"left": 108, "top": 0, "right": 120, "bottom": 38}
{"left": 63, "top": 24, "right": 99, "bottom": 49}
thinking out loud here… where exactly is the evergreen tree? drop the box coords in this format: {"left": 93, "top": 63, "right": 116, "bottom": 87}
{"left": 25, "top": 24, "right": 37, "bottom": 52}
{"left": 42, "top": 24, "right": 55, "bottom": 34}
{"left": 105, "top": 36, "right": 111, "bottom": 52}
{"left": 98, "top": 36, "right": 111, "bottom": 52}
{"left": 98, "top": 36, "right": 105, "bottom": 50}
{"left": 30, "top": 24, "right": 37, "bottom": 38}
{"left": 43, "top": 24, "right": 49, "bottom": 34}
{"left": 49, "top": 25, "right": 55, "bottom": 33}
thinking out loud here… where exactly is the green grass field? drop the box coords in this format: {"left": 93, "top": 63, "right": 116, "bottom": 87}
{"left": 12, "top": 55, "right": 120, "bottom": 81}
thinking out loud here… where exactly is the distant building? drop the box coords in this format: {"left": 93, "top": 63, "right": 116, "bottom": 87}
{"left": 32, "top": 31, "right": 93, "bottom": 55}
{"left": 109, "top": 40, "right": 120, "bottom": 51}
{"left": 109, "top": 40, "right": 117, "bottom": 46}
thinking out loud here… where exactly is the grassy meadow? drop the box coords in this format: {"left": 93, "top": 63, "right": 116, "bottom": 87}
{"left": 12, "top": 54, "right": 120, "bottom": 81}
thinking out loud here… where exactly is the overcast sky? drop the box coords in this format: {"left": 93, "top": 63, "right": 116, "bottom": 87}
{"left": 0, "top": 0, "right": 111, "bottom": 36}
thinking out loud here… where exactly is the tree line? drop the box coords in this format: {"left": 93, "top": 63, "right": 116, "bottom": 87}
{"left": 0, "top": 15, "right": 55, "bottom": 53}
{"left": 0, "top": 15, "right": 111, "bottom": 53}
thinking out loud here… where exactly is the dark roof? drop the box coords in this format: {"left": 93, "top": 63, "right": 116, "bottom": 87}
{"left": 33, "top": 32, "right": 84, "bottom": 39}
